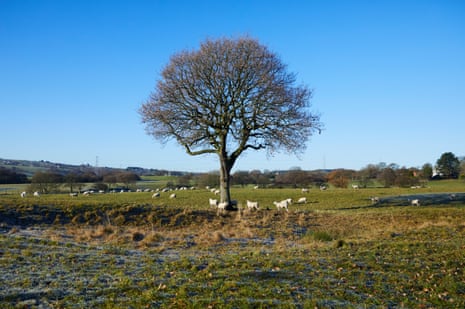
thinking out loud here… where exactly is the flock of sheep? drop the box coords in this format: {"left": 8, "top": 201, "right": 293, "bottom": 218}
{"left": 20, "top": 186, "right": 424, "bottom": 209}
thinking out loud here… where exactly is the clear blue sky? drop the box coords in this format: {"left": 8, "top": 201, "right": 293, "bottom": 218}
{"left": 1, "top": 0, "right": 464, "bottom": 173}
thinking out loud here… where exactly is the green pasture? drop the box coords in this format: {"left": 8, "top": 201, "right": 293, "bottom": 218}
{"left": 1, "top": 179, "right": 464, "bottom": 211}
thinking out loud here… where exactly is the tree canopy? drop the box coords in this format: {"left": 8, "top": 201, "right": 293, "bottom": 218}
{"left": 140, "top": 37, "right": 322, "bottom": 207}
{"left": 436, "top": 152, "right": 460, "bottom": 179}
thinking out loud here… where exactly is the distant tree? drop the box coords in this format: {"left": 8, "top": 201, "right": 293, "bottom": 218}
{"left": 378, "top": 167, "right": 396, "bottom": 188}
{"left": 140, "top": 37, "right": 322, "bottom": 209}
{"left": 327, "top": 169, "right": 350, "bottom": 188}
{"left": 394, "top": 167, "right": 419, "bottom": 187}
{"left": 306, "top": 171, "right": 327, "bottom": 186}
{"left": 232, "top": 170, "right": 252, "bottom": 187}
{"left": 177, "top": 174, "right": 193, "bottom": 187}
{"left": 117, "top": 172, "right": 140, "bottom": 189}
{"left": 30, "top": 171, "right": 64, "bottom": 193}
{"left": 460, "top": 159, "right": 465, "bottom": 179}
{"left": 195, "top": 172, "right": 220, "bottom": 189}
{"left": 64, "top": 173, "right": 84, "bottom": 193}
{"left": 421, "top": 163, "right": 433, "bottom": 180}
{"left": 103, "top": 173, "right": 119, "bottom": 189}
{"left": 436, "top": 152, "right": 460, "bottom": 179}
{"left": 356, "top": 164, "right": 380, "bottom": 188}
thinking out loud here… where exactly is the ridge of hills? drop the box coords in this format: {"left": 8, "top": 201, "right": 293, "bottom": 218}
{"left": 0, "top": 158, "right": 186, "bottom": 177}
{"left": 0, "top": 158, "right": 333, "bottom": 178}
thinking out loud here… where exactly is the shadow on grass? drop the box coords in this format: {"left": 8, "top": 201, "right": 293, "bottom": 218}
{"left": 341, "top": 192, "right": 465, "bottom": 210}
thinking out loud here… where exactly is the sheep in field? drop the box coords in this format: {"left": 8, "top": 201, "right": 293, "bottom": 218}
{"left": 20, "top": 191, "right": 27, "bottom": 198}
{"left": 217, "top": 201, "right": 228, "bottom": 215}
{"left": 246, "top": 200, "right": 259, "bottom": 210}
{"left": 411, "top": 199, "right": 420, "bottom": 206}
{"left": 33, "top": 191, "right": 40, "bottom": 197}
{"left": 297, "top": 197, "right": 307, "bottom": 204}
{"left": 209, "top": 198, "right": 218, "bottom": 208}
{"left": 370, "top": 196, "right": 379, "bottom": 204}
{"left": 152, "top": 192, "right": 160, "bottom": 198}
{"left": 273, "top": 200, "right": 289, "bottom": 212}
{"left": 169, "top": 193, "right": 176, "bottom": 199}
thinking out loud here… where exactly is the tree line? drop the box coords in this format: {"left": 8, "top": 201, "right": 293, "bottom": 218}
{"left": 1, "top": 152, "right": 463, "bottom": 191}
{"left": 195, "top": 152, "right": 465, "bottom": 189}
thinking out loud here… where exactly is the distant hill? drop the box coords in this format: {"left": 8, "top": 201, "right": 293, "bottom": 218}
{"left": 0, "top": 158, "right": 187, "bottom": 177}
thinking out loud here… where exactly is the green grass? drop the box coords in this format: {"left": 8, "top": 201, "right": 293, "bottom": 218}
{"left": 1, "top": 180, "right": 464, "bottom": 307}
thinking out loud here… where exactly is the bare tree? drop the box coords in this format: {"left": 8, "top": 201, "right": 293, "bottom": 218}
{"left": 140, "top": 37, "right": 322, "bottom": 209}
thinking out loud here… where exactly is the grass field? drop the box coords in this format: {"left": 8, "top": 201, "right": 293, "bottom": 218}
{"left": 1, "top": 180, "right": 464, "bottom": 307}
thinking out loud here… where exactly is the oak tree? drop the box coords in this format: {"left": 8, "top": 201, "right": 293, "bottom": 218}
{"left": 140, "top": 37, "right": 322, "bottom": 209}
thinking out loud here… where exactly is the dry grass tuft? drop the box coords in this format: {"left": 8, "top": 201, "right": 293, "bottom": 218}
{"left": 211, "top": 231, "right": 226, "bottom": 242}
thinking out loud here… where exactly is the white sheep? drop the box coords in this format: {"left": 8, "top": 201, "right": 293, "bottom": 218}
{"left": 69, "top": 192, "right": 78, "bottom": 197}
{"left": 370, "top": 196, "right": 379, "bottom": 204}
{"left": 297, "top": 197, "right": 307, "bottom": 204}
{"left": 209, "top": 198, "right": 218, "bottom": 208}
{"left": 217, "top": 201, "right": 228, "bottom": 215}
{"left": 214, "top": 189, "right": 220, "bottom": 195}
{"left": 352, "top": 184, "right": 359, "bottom": 189}
{"left": 302, "top": 188, "right": 309, "bottom": 193}
{"left": 169, "top": 193, "right": 176, "bottom": 199}
{"left": 152, "top": 192, "right": 160, "bottom": 198}
{"left": 411, "top": 199, "right": 420, "bottom": 206}
{"left": 20, "top": 191, "right": 27, "bottom": 198}
{"left": 273, "top": 200, "right": 289, "bottom": 212}
{"left": 246, "top": 200, "right": 259, "bottom": 210}
{"left": 33, "top": 191, "right": 40, "bottom": 197}
{"left": 320, "top": 185, "right": 327, "bottom": 191}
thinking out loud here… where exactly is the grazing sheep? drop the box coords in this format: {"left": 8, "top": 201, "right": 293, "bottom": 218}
{"left": 169, "top": 193, "right": 176, "bottom": 199}
{"left": 33, "top": 191, "right": 40, "bottom": 197}
{"left": 352, "top": 184, "right": 359, "bottom": 189}
{"left": 273, "top": 200, "right": 289, "bottom": 212}
{"left": 214, "top": 189, "right": 220, "bottom": 195}
{"left": 320, "top": 185, "right": 327, "bottom": 191}
{"left": 302, "top": 188, "right": 309, "bottom": 193}
{"left": 297, "top": 197, "right": 307, "bottom": 204}
{"left": 217, "top": 201, "right": 228, "bottom": 215}
{"left": 209, "top": 198, "right": 218, "bottom": 208}
{"left": 370, "top": 196, "right": 379, "bottom": 204}
{"left": 254, "top": 185, "right": 259, "bottom": 189}
{"left": 411, "top": 199, "right": 420, "bottom": 206}
{"left": 246, "top": 200, "right": 259, "bottom": 210}
{"left": 152, "top": 192, "right": 160, "bottom": 198}
{"left": 20, "top": 191, "right": 27, "bottom": 198}
{"left": 69, "top": 192, "right": 78, "bottom": 197}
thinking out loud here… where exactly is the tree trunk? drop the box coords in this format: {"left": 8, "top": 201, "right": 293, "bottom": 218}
{"left": 219, "top": 156, "right": 235, "bottom": 210}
